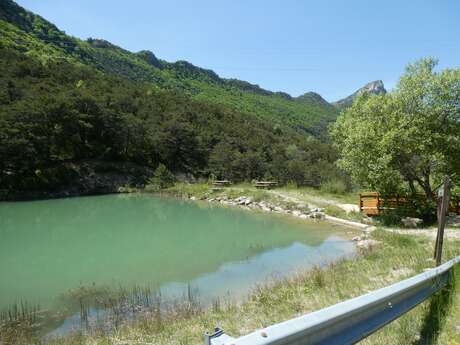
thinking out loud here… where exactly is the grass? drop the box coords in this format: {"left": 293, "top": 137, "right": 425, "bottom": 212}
{"left": 4, "top": 230, "right": 457, "bottom": 345}
{"left": 278, "top": 184, "right": 359, "bottom": 205}
{"left": 435, "top": 266, "right": 460, "bottom": 344}
{"left": 324, "top": 204, "right": 367, "bottom": 223}
{"left": 149, "top": 182, "right": 359, "bottom": 210}
{"left": 160, "top": 182, "right": 211, "bottom": 199}
{"left": 156, "top": 183, "right": 289, "bottom": 208}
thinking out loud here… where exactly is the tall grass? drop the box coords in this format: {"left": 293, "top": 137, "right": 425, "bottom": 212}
{"left": 320, "top": 178, "right": 348, "bottom": 195}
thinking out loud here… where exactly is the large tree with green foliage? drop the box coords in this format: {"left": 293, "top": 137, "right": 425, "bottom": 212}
{"left": 331, "top": 58, "right": 460, "bottom": 200}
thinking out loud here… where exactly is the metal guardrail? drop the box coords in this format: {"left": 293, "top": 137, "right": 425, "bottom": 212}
{"left": 205, "top": 255, "right": 460, "bottom": 345}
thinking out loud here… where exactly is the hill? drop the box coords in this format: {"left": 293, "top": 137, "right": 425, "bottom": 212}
{"left": 333, "top": 80, "right": 387, "bottom": 109}
{"left": 0, "top": 0, "right": 340, "bottom": 138}
{"left": 0, "top": 41, "right": 346, "bottom": 200}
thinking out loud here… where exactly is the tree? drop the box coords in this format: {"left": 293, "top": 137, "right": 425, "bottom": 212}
{"left": 148, "top": 164, "right": 175, "bottom": 190}
{"left": 331, "top": 58, "right": 460, "bottom": 200}
{"left": 208, "top": 141, "right": 238, "bottom": 180}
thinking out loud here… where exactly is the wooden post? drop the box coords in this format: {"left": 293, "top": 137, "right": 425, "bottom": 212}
{"left": 434, "top": 176, "right": 451, "bottom": 266}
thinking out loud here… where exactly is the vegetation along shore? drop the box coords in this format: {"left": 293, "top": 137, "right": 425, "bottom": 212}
{"left": 3, "top": 228, "right": 459, "bottom": 345}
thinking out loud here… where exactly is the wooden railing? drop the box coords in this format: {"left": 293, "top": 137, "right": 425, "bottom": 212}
{"left": 359, "top": 192, "right": 460, "bottom": 216}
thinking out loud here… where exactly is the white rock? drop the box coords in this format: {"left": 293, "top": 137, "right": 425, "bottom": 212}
{"left": 311, "top": 212, "right": 325, "bottom": 219}
{"left": 244, "top": 198, "right": 253, "bottom": 205}
{"left": 401, "top": 217, "right": 423, "bottom": 228}
{"left": 356, "top": 239, "right": 380, "bottom": 249}
{"left": 292, "top": 210, "right": 302, "bottom": 217}
{"left": 311, "top": 207, "right": 325, "bottom": 213}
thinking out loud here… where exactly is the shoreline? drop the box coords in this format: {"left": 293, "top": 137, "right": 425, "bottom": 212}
{"left": 3, "top": 190, "right": 460, "bottom": 344}
{"left": 38, "top": 231, "right": 460, "bottom": 345}
{"left": 153, "top": 184, "right": 377, "bottom": 236}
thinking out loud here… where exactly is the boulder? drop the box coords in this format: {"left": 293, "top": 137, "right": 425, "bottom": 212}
{"left": 292, "top": 210, "right": 302, "bottom": 217}
{"left": 356, "top": 239, "right": 380, "bottom": 250}
{"left": 401, "top": 217, "right": 423, "bottom": 228}
{"left": 310, "top": 212, "right": 326, "bottom": 219}
{"left": 311, "top": 207, "right": 325, "bottom": 213}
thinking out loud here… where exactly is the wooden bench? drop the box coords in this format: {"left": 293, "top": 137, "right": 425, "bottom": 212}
{"left": 254, "top": 181, "right": 278, "bottom": 189}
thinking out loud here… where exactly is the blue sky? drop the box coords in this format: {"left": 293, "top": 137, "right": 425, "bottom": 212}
{"left": 16, "top": 0, "right": 460, "bottom": 101}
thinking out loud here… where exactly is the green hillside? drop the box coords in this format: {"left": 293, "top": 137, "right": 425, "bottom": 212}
{"left": 0, "top": 0, "right": 339, "bottom": 138}
{"left": 0, "top": 42, "right": 344, "bottom": 200}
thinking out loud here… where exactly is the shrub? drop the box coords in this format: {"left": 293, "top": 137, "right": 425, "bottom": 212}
{"left": 320, "top": 179, "right": 347, "bottom": 195}
{"left": 147, "top": 164, "right": 175, "bottom": 190}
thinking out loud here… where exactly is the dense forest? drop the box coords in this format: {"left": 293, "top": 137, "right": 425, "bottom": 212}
{"left": 0, "top": 0, "right": 357, "bottom": 200}
{"left": 0, "top": 47, "right": 345, "bottom": 199}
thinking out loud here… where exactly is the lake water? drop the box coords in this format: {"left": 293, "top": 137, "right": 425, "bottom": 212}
{"left": 0, "top": 194, "right": 356, "bottom": 334}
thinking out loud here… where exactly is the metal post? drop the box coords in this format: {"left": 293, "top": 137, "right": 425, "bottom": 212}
{"left": 435, "top": 176, "right": 451, "bottom": 266}
{"left": 204, "top": 328, "right": 234, "bottom": 345}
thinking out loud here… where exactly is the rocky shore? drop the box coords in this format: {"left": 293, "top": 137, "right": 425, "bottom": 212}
{"left": 191, "top": 194, "right": 327, "bottom": 219}
{"left": 187, "top": 192, "right": 378, "bottom": 249}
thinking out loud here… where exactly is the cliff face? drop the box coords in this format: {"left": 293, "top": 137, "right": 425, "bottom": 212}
{"left": 333, "top": 80, "right": 387, "bottom": 109}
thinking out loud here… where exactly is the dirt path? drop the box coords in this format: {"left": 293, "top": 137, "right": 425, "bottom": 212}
{"left": 267, "top": 189, "right": 460, "bottom": 238}
{"left": 386, "top": 228, "right": 460, "bottom": 240}
{"left": 268, "top": 190, "right": 359, "bottom": 213}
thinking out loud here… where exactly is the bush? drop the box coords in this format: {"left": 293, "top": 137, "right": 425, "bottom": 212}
{"left": 147, "top": 164, "right": 175, "bottom": 190}
{"left": 320, "top": 179, "right": 347, "bottom": 195}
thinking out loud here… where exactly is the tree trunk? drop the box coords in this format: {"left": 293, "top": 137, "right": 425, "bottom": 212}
{"left": 415, "top": 171, "right": 433, "bottom": 202}
{"left": 423, "top": 171, "right": 433, "bottom": 201}
{"left": 408, "top": 179, "right": 417, "bottom": 196}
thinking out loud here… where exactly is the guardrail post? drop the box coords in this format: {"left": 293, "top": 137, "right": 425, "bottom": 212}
{"left": 204, "top": 327, "right": 231, "bottom": 345}
{"left": 435, "top": 176, "right": 451, "bottom": 265}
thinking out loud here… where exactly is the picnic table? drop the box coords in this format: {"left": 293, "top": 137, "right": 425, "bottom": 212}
{"left": 211, "top": 180, "right": 231, "bottom": 190}
{"left": 253, "top": 181, "right": 278, "bottom": 189}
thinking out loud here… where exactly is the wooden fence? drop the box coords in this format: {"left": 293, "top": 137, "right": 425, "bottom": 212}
{"left": 359, "top": 192, "right": 460, "bottom": 216}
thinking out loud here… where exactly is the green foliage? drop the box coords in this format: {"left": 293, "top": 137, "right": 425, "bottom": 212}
{"left": 320, "top": 178, "right": 347, "bottom": 195}
{"left": 0, "top": 0, "right": 339, "bottom": 139}
{"left": 0, "top": 47, "right": 342, "bottom": 197}
{"left": 148, "top": 164, "right": 175, "bottom": 190}
{"left": 331, "top": 58, "right": 460, "bottom": 202}
{"left": 0, "top": 0, "right": 352, "bottom": 197}
{"left": 162, "top": 183, "right": 210, "bottom": 198}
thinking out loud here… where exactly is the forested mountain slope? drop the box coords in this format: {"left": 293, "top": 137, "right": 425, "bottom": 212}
{"left": 0, "top": 47, "right": 344, "bottom": 200}
{"left": 0, "top": 0, "right": 339, "bottom": 137}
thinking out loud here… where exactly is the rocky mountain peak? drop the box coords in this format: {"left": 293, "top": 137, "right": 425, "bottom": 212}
{"left": 362, "top": 80, "right": 386, "bottom": 94}
{"left": 333, "top": 80, "right": 386, "bottom": 109}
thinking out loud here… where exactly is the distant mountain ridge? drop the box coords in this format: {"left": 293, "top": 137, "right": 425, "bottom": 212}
{"left": 333, "top": 80, "right": 387, "bottom": 109}
{"left": 0, "top": 0, "right": 383, "bottom": 138}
